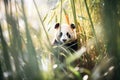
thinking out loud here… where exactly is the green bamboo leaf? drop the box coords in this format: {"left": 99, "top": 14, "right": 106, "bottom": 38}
{"left": 66, "top": 47, "right": 86, "bottom": 64}
{"left": 48, "top": 12, "right": 55, "bottom": 25}
{"left": 78, "top": 16, "right": 88, "bottom": 20}
{"left": 68, "top": 66, "right": 82, "bottom": 80}
{"left": 43, "top": 13, "right": 48, "bottom": 22}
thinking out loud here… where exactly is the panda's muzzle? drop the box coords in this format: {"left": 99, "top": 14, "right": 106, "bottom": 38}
{"left": 62, "top": 39, "right": 67, "bottom": 42}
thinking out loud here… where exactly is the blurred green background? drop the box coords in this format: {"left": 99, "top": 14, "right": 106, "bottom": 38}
{"left": 0, "top": 0, "right": 120, "bottom": 80}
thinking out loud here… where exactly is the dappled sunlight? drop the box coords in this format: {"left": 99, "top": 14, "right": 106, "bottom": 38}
{"left": 0, "top": 0, "right": 120, "bottom": 80}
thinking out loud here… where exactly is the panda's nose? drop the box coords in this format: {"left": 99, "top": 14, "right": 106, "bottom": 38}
{"left": 62, "top": 39, "right": 67, "bottom": 42}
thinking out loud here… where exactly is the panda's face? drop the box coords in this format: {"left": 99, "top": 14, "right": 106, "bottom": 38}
{"left": 55, "top": 23, "right": 76, "bottom": 44}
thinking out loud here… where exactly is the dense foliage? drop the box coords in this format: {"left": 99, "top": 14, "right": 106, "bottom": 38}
{"left": 0, "top": 0, "right": 120, "bottom": 80}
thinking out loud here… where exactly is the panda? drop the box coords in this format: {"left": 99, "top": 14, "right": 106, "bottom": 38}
{"left": 53, "top": 23, "right": 78, "bottom": 51}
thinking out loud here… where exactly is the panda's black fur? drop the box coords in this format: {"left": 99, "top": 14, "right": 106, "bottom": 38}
{"left": 53, "top": 39, "right": 78, "bottom": 51}
{"left": 53, "top": 23, "right": 78, "bottom": 51}
{"left": 64, "top": 39, "right": 78, "bottom": 51}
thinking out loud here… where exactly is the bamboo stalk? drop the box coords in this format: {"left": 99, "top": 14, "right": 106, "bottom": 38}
{"left": 33, "top": 0, "right": 51, "bottom": 46}
{"left": 70, "top": 0, "right": 81, "bottom": 49}
{"left": 84, "top": 0, "right": 100, "bottom": 54}
{"left": 21, "top": 0, "right": 40, "bottom": 79}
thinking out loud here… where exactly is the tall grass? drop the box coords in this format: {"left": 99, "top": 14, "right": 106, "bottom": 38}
{"left": 0, "top": 0, "right": 120, "bottom": 80}
{"left": 84, "top": 0, "right": 100, "bottom": 55}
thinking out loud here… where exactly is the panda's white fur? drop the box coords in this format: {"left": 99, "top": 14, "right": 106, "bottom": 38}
{"left": 53, "top": 23, "right": 78, "bottom": 51}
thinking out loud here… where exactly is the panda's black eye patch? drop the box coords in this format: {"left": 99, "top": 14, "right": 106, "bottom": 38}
{"left": 66, "top": 32, "right": 71, "bottom": 38}
{"left": 59, "top": 32, "right": 63, "bottom": 37}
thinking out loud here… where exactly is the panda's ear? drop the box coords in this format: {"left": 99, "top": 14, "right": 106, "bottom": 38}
{"left": 70, "top": 23, "right": 75, "bottom": 29}
{"left": 55, "top": 23, "right": 60, "bottom": 29}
